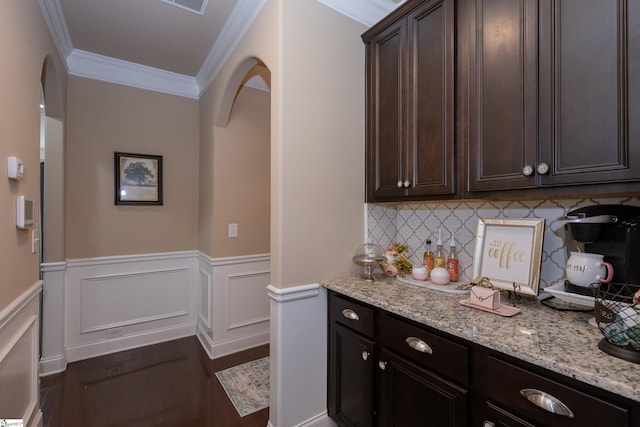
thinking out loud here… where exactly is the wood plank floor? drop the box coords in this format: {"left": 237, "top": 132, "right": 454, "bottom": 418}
{"left": 40, "top": 337, "right": 269, "bottom": 427}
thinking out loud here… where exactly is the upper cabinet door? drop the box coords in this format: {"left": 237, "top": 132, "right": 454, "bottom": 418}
{"left": 408, "top": 0, "right": 456, "bottom": 197}
{"left": 467, "top": 0, "right": 539, "bottom": 192}
{"left": 366, "top": 19, "right": 408, "bottom": 201}
{"left": 538, "top": 0, "right": 640, "bottom": 186}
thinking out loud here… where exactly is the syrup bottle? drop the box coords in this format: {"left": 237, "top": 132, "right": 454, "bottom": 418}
{"left": 447, "top": 231, "right": 459, "bottom": 282}
{"left": 434, "top": 229, "right": 445, "bottom": 268}
{"left": 423, "top": 239, "right": 434, "bottom": 276}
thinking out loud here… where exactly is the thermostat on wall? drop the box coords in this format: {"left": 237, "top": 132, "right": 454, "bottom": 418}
{"left": 8, "top": 156, "right": 26, "bottom": 180}
{"left": 16, "top": 195, "right": 34, "bottom": 229}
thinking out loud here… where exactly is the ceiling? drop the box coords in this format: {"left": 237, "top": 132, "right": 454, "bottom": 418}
{"left": 39, "top": 0, "right": 406, "bottom": 99}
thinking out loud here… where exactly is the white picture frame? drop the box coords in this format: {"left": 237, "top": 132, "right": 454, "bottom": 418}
{"left": 471, "top": 217, "right": 545, "bottom": 296}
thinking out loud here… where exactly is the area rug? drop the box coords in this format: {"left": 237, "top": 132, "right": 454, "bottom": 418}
{"left": 215, "top": 357, "right": 269, "bottom": 417}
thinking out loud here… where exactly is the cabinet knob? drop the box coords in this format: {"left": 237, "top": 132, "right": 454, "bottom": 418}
{"left": 378, "top": 361, "right": 387, "bottom": 370}
{"left": 405, "top": 336, "right": 433, "bottom": 354}
{"left": 397, "top": 180, "right": 403, "bottom": 188}
{"left": 403, "top": 180, "right": 410, "bottom": 188}
{"left": 537, "top": 162, "right": 550, "bottom": 175}
{"left": 341, "top": 309, "right": 360, "bottom": 321}
{"left": 361, "top": 351, "right": 370, "bottom": 361}
{"left": 522, "top": 164, "right": 534, "bottom": 176}
{"left": 520, "top": 388, "right": 575, "bottom": 418}
{"left": 483, "top": 422, "right": 496, "bottom": 427}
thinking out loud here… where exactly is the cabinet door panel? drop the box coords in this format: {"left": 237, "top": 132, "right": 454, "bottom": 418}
{"left": 367, "top": 21, "right": 407, "bottom": 200}
{"left": 328, "top": 323, "right": 375, "bottom": 427}
{"left": 378, "top": 348, "right": 467, "bottom": 427}
{"left": 539, "top": 0, "right": 640, "bottom": 185}
{"left": 467, "top": 0, "right": 538, "bottom": 191}
{"left": 409, "top": 0, "right": 456, "bottom": 196}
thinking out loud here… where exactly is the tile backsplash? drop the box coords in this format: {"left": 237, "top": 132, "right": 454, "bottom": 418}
{"left": 367, "top": 196, "right": 640, "bottom": 289}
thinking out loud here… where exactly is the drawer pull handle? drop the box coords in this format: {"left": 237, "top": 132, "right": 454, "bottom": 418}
{"left": 342, "top": 309, "right": 359, "bottom": 321}
{"left": 405, "top": 337, "right": 433, "bottom": 354}
{"left": 520, "top": 389, "right": 575, "bottom": 418}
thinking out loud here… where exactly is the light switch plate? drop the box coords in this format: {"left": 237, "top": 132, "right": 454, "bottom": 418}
{"left": 228, "top": 223, "right": 238, "bottom": 238}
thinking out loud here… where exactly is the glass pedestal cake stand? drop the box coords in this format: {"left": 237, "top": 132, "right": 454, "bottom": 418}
{"left": 352, "top": 255, "right": 385, "bottom": 281}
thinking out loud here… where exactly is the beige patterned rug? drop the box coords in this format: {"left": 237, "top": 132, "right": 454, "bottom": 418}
{"left": 215, "top": 357, "right": 270, "bottom": 417}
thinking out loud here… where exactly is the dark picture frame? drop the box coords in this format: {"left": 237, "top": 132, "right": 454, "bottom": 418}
{"left": 114, "top": 152, "right": 163, "bottom": 205}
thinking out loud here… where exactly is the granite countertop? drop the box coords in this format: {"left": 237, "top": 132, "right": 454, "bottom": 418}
{"left": 322, "top": 275, "right": 640, "bottom": 403}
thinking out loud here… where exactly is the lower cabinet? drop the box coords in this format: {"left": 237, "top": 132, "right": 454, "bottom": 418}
{"left": 327, "top": 290, "right": 640, "bottom": 427}
{"left": 328, "top": 322, "right": 375, "bottom": 427}
{"left": 377, "top": 348, "right": 467, "bottom": 426}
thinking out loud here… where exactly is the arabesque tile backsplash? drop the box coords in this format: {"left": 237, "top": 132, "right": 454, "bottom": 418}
{"left": 367, "top": 196, "right": 640, "bottom": 289}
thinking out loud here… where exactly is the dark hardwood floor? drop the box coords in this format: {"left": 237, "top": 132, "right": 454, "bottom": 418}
{"left": 40, "top": 337, "right": 269, "bottom": 427}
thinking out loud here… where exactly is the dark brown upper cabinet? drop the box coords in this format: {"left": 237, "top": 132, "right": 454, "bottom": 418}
{"left": 364, "top": 0, "right": 456, "bottom": 202}
{"left": 467, "top": 0, "right": 640, "bottom": 193}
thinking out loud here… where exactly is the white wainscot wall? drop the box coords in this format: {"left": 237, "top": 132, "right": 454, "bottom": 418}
{"left": 197, "top": 253, "right": 270, "bottom": 359}
{"left": 63, "top": 251, "right": 199, "bottom": 363}
{"left": 0, "top": 282, "right": 43, "bottom": 427}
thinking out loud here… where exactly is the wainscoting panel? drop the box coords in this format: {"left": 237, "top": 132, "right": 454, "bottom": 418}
{"left": 197, "top": 254, "right": 270, "bottom": 359}
{"left": 79, "top": 268, "right": 189, "bottom": 333}
{"left": 0, "top": 282, "right": 43, "bottom": 426}
{"left": 64, "top": 251, "right": 198, "bottom": 362}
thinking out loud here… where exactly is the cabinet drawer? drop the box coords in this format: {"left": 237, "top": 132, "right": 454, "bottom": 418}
{"left": 330, "top": 293, "right": 374, "bottom": 338}
{"left": 485, "top": 355, "right": 629, "bottom": 426}
{"left": 379, "top": 313, "right": 469, "bottom": 386}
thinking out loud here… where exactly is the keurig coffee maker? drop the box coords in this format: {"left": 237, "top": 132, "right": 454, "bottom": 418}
{"left": 562, "top": 204, "right": 640, "bottom": 288}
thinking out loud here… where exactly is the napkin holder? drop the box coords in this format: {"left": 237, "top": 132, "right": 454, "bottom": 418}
{"left": 469, "top": 285, "right": 500, "bottom": 310}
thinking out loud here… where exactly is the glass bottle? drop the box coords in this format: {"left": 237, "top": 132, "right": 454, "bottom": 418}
{"left": 423, "top": 239, "right": 434, "bottom": 276}
{"left": 434, "top": 229, "right": 445, "bottom": 268}
{"left": 447, "top": 234, "right": 459, "bottom": 282}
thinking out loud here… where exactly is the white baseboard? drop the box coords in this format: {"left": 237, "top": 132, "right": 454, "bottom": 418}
{"left": 65, "top": 322, "right": 196, "bottom": 362}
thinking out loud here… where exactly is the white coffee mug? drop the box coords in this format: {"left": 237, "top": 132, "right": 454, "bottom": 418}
{"left": 565, "top": 252, "right": 614, "bottom": 287}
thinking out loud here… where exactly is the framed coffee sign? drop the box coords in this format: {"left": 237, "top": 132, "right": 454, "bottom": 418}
{"left": 471, "top": 217, "right": 545, "bottom": 296}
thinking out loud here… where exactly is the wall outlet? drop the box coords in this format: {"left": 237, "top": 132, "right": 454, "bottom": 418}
{"left": 228, "top": 223, "right": 238, "bottom": 238}
{"left": 106, "top": 327, "right": 123, "bottom": 339}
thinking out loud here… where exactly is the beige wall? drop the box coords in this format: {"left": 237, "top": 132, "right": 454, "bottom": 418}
{"left": 200, "top": 0, "right": 366, "bottom": 287}
{"left": 213, "top": 87, "right": 270, "bottom": 257}
{"left": 65, "top": 76, "right": 199, "bottom": 258}
{"left": 0, "top": 1, "right": 66, "bottom": 311}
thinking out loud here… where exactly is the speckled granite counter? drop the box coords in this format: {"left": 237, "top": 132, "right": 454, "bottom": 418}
{"left": 322, "top": 276, "right": 640, "bottom": 403}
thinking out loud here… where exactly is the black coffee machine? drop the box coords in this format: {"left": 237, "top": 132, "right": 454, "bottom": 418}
{"left": 562, "top": 204, "right": 640, "bottom": 286}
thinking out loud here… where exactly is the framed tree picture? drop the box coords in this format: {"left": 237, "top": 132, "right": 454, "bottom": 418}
{"left": 114, "top": 152, "right": 163, "bottom": 205}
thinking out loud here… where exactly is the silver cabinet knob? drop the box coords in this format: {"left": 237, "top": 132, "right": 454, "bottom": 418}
{"left": 341, "top": 309, "right": 359, "bottom": 321}
{"left": 378, "top": 361, "right": 387, "bottom": 370}
{"left": 361, "top": 351, "right": 369, "bottom": 361}
{"left": 483, "top": 422, "right": 496, "bottom": 427}
{"left": 520, "top": 389, "right": 575, "bottom": 418}
{"left": 405, "top": 337, "right": 433, "bottom": 354}
{"left": 403, "top": 180, "right": 410, "bottom": 188}
{"left": 397, "top": 180, "right": 403, "bottom": 188}
{"left": 537, "top": 162, "right": 550, "bottom": 175}
{"left": 522, "top": 165, "right": 534, "bottom": 176}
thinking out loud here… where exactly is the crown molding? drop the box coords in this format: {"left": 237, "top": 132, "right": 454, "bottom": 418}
{"left": 38, "top": 0, "right": 73, "bottom": 71}
{"left": 314, "top": 0, "right": 405, "bottom": 27}
{"left": 39, "top": 0, "right": 389, "bottom": 99}
{"left": 195, "top": 0, "right": 268, "bottom": 96}
{"left": 67, "top": 50, "right": 200, "bottom": 98}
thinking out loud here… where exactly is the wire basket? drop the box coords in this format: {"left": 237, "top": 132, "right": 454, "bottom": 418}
{"left": 593, "top": 282, "right": 640, "bottom": 352}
